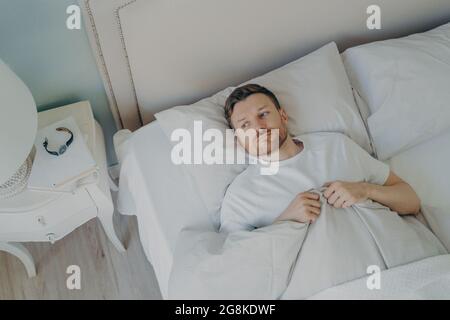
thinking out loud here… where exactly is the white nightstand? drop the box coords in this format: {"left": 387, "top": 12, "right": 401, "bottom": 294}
{"left": 0, "top": 101, "right": 125, "bottom": 277}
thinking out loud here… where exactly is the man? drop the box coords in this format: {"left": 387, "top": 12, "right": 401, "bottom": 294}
{"left": 219, "top": 83, "right": 421, "bottom": 233}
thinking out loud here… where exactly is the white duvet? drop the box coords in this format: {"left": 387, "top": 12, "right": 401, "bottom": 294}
{"left": 168, "top": 188, "right": 448, "bottom": 299}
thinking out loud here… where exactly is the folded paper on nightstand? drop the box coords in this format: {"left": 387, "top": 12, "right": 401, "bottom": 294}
{"left": 28, "top": 116, "right": 97, "bottom": 191}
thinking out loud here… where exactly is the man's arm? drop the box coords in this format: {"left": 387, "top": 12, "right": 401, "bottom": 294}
{"left": 364, "top": 171, "right": 421, "bottom": 215}
{"left": 323, "top": 171, "right": 421, "bottom": 215}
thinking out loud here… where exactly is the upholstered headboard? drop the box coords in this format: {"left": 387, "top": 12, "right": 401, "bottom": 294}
{"left": 80, "top": 0, "right": 450, "bottom": 130}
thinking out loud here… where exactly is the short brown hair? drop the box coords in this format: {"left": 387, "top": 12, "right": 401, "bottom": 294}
{"left": 224, "top": 83, "right": 281, "bottom": 128}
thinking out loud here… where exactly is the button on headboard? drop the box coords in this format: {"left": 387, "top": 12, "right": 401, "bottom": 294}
{"left": 80, "top": 0, "right": 450, "bottom": 130}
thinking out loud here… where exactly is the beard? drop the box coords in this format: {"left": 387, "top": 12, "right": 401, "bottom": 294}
{"left": 236, "top": 123, "right": 289, "bottom": 158}
{"left": 260, "top": 125, "right": 288, "bottom": 156}
{"left": 278, "top": 125, "right": 289, "bottom": 149}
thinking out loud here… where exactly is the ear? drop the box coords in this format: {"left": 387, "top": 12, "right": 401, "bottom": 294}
{"left": 279, "top": 107, "right": 288, "bottom": 124}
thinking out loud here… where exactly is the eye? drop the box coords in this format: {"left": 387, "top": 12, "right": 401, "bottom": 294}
{"left": 241, "top": 122, "right": 250, "bottom": 129}
{"left": 259, "top": 111, "right": 269, "bottom": 118}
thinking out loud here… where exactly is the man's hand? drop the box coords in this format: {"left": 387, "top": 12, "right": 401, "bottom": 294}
{"left": 323, "top": 181, "right": 368, "bottom": 208}
{"left": 323, "top": 172, "right": 421, "bottom": 214}
{"left": 274, "top": 192, "right": 322, "bottom": 224}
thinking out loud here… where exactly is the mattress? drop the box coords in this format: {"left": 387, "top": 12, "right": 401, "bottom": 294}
{"left": 118, "top": 121, "right": 450, "bottom": 299}
{"left": 117, "top": 121, "right": 214, "bottom": 299}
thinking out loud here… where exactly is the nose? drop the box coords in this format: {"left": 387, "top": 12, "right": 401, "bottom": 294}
{"left": 256, "top": 118, "right": 268, "bottom": 131}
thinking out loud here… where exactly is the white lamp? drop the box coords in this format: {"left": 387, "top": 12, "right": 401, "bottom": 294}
{"left": 0, "top": 58, "right": 37, "bottom": 197}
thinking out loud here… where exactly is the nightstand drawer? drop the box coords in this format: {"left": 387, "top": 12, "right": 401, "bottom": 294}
{"left": 0, "top": 188, "right": 96, "bottom": 241}
{"left": 0, "top": 205, "right": 97, "bottom": 242}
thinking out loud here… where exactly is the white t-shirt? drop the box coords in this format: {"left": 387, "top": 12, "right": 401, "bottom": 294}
{"left": 219, "top": 132, "right": 390, "bottom": 233}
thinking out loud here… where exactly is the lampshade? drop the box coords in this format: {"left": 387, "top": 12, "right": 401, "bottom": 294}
{"left": 0, "top": 58, "right": 37, "bottom": 185}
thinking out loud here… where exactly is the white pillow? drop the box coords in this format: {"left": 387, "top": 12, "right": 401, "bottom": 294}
{"left": 155, "top": 41, "right": 371, "bottom": 228}
{"left": 245, "top": 42, "right": 371, "bottom": 153}
{"left": 156, "top": 87, "right": 248, "bottom": 229}
{"left": 343, "top": 22, "right": 450, "bottom": 160}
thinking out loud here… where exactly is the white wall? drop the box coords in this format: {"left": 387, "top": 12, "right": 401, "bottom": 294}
{"left": 0, "top": 0, "right": 117, "bottom": 164}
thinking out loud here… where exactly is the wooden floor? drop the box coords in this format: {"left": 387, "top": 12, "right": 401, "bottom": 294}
{"left": 0, "top": 193, "right": 162, "bottom": 299}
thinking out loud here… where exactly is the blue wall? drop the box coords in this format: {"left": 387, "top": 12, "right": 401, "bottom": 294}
{"left": 0, "top": 0, "right": 117, "bottom": 164}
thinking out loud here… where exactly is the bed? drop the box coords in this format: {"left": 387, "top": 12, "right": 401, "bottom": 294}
{"left": 117, "top": 121, "right": 213, "bottom": 298}
{"left": 117, "top": 121, "right": 450, "bottom": 299}
{"left": 80, "top": 0, "right": 450, "bottom": 299}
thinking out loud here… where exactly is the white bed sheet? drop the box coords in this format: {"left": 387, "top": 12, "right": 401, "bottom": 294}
{"left": 118, "top": 121, "right": 450, "bottom": 299}
{"left": 117, "top": 121, "right": 214, "bottom": 299}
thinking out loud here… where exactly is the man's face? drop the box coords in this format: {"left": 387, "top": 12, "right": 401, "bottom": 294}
{"left": 230, "top": 93, "right": 289, "bottom": 157}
